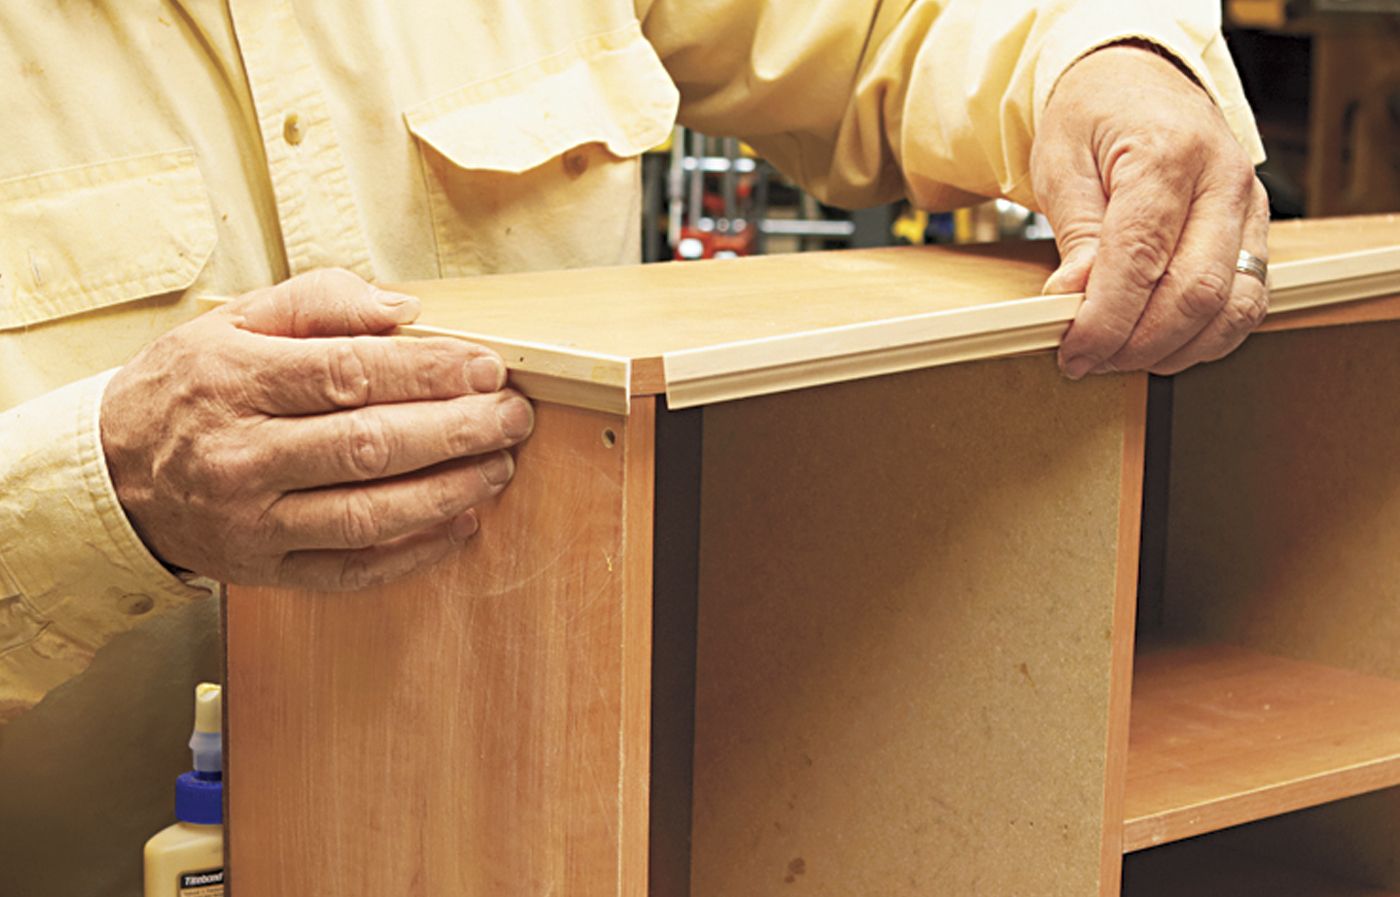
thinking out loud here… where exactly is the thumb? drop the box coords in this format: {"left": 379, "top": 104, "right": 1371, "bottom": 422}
{"left": 225, "top": 268, "right": 421, "bottom": 337}
{"left": 1037, "top": 182, "right": 1105, "bottom": 296}
{"left": 1043, "top": 242, "right": 1096, "bottom": 295}
{"left": 1031, "top": 131, "right": 1106, "bottom": 298}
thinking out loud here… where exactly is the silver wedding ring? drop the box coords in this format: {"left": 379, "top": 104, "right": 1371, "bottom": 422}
{"left": 1235, "top": 249, "right": 1268, "bottom": 286}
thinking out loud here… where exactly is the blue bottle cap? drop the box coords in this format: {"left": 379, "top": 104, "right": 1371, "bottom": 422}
{"left": 175, "top": 771, "right": 223, "bottom": 825}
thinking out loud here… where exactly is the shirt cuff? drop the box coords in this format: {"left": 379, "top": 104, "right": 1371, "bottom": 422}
{"left": 1032, "top": 0, "right": 1267, "bottom": 167}
{"left": 0, "top": 369, "right": 207, "bottom": 666}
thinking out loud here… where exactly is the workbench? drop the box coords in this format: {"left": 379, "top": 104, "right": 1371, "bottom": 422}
{"left": 224, "top": 215, "right": 1400, "bottom": 896}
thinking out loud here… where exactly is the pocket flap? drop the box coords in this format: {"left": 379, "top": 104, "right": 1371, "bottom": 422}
{"left": 404, "top": 23, "right": 679, "bottom": 174}
{"left": 0, "top": 148, "right": 216, "bottom": 330}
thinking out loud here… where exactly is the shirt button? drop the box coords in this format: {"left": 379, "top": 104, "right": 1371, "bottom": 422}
{"left": 119, "top": 593, "right": 155, "bottom": 616}
{"left": 283, "top": 113, "right": 304, "bottom": 146}
{"left": 562, "top": 149, "right": 589, "bottom": 178}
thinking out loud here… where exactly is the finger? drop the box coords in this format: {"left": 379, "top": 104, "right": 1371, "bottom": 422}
{"left": 245, "top": 335, "right": 507, "bottom": 415}
{"left": 1058, "top": 155, "right": 1194, "bottom": 379}
{"left": 1101, "top": 159, "right": 1255, "bottom": 371}
{"left": 1032, "top": 128, "right": 1106, "bottom": 297}
{"left": 264, "top": 452, "right": 514, "bottom": 550}
{"left": 223, "top": 268, "right": 421, "bottom": 337}
{"left": 276, "top": 514, "right": 478, "bottom": 591}
{"left": 1151, "top": 181, "right": 1271, "bottom": 375}
{"left": 258, "top": 390, "right": 535, "bottom": 489}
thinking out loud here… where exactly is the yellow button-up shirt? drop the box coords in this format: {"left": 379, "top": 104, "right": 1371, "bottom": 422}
{"left": 0, "top": 2, "right": 1261, "bottom": 720}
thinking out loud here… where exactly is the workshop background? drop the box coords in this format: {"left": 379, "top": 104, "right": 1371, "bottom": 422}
{"left": 0, "top": 2, "right": 1397, "bottom": 896}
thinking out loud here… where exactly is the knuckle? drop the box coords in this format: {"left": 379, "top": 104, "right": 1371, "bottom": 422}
{"left": 303, "top": 267, "right": 364, "bottom": 296}
{"left": 1231, "top": 160, "right": 1258, "bottom": 200}
{"left": 198, "top": 443, "right": 262, "bottom": 499}
{"left": 338, "top": 491, "right": 383, "bottom": 549}
{"left": 251, "top": 503, "right": 289, "bottom": 548}
{"left": 337, "top": 552, "right": 377, "bottom": 591}
{"left": 288, "top": 268, "right": 376, "bottom": 330}
{"left": 345, "top": 413, "right": 394, "bottom": 479}
{"left": 1151, "top": 130, "right": 1198, "bottom": 166}
{"left": 444, "top": 402, "right": 490, "bottom": 456}
{"left": 1140, "top": 130, "right": 1198, "bottom": 177}
{"left": 1067, "top": 318, "right": 1131, "bottom": 364}
{"left": 430, "top": 484, "right": 464, "bottom": 520}
{"left": 1222, "top": 290, "right": 1269, "bottom": 333}
{"left": 416, "top": 341, "right": 462, "bottom": 392}
{"left": 1174, "top": 267, "right": 1233, "bottom": 319}
{"left": 1120, "top": 233, "right": 1174, "bottom": 289}
{"left": 325, "top": 342, "right": 371, "bottom": 407}
{"left": 1252, "top": 182, "right": 1271, "bottom": 217}
{"left": 435, "top": 477, "right": 481, "bottom": 523}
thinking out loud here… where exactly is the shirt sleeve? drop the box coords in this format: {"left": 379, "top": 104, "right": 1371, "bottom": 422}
{"left": 0, "top": 370, "right": 207, "bottom": 725}
{"left": 636, "top": 0, "right": 1266, "bottom": 211}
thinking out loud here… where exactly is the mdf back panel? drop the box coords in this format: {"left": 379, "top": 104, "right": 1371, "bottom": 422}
{"left": 689, "top": 357, "right": 1145, "bottom": 896}
{"left": 1163, "top": 321, "right": 1400, "bottom": 677}
{"left": 225, "top": 401, "right": 655, "bottom": 897}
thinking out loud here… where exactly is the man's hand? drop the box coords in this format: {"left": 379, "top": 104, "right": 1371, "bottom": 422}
{"left": 100, "top": 269, "right": 535, "bottom": 590}
{"left": 1031, "top": 43, "right": 1270, "bottom": 378}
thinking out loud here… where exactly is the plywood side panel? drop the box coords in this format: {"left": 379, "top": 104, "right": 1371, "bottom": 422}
{"left": 225, "top": 401, "right": 654, "bottom": 897}
{"left": 690, "top": 357, "right": 1144, "bottom": 896}
{"left": 1164, "top": 321, "right": 1400, "bottom": 679}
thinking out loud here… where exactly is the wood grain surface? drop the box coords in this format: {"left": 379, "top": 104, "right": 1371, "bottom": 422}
{"left": 387, "top": 215, "right": 1400, "bottom": 411}
{"left": 225, "top": 400, "right": 655, "bottom": 897}
{"left": 1124, "top": 643, "right": 1400, "bottom": 852}
{"left": 687, "top": 355, "right": 1145, "bottom": 896}
{"left": 397, "top": 215, "right": 1400, "bottom": 363}
{"left": 396, "top": 240, "right": 1061, "bottom": 362}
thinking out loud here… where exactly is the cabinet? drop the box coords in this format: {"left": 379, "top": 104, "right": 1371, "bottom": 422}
{"left": 224, "top": 215, "right": 1400, "bottom": 895}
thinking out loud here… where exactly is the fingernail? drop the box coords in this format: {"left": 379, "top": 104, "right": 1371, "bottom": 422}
{"left": 496, "top": 397, "right": 535, "bottom": 440}
{"left": 450, "top": 513, "right": 479, "bottom": 542}
{"left": 480, "top": 451, "right": 515, "bottom": 487}
{"left": 467, "top": 355, "right": 506, "bottom": 392}
{"left": 1062, "top": 355, "right": 1096, "bottom": 381}
{"left": 376, "top": 289, "right": 420, "bottom": 323}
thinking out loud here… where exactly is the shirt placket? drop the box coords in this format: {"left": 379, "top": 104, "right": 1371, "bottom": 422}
{"left": 227, "top": 0, "right": 374, "bottom": 279}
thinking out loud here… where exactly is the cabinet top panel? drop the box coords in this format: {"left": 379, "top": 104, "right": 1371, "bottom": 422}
{"left": 389, "top": 214, "right": 1400, "bottom": 413}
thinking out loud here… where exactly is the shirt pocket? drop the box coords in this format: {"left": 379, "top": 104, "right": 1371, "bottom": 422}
{"left": 404, "top": 22, "right": 679, "bottom": 277}
{"left": 0, "top": 148, "right": 216, "bottom": 330}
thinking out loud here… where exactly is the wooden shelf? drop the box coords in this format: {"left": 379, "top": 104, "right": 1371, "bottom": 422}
{"left": 1123, "top": 838, "right": 1400, "bottom": 897}
{"left": 1124, "top": 643, "right": 1400, "bottom": 852}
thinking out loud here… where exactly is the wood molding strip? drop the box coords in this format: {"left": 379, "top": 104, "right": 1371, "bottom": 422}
{"left": 398, "top": 323, "right": 633, "bottom": 415}
{"left": 1268, "top": 245, "right": 1400, "bottom": 297}
{"left": 662, "top": 294, "right": 1079, "bottom": 409}
{"left": 661, "top": 245, "right": 1400, "bottom": 410}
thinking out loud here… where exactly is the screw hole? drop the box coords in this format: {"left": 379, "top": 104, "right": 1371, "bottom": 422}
{"left": 602, "top": 428, "right": 617, "bottom": 448}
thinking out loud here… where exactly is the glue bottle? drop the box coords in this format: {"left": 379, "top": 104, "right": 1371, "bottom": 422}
{"left": 144, "top": 682, "right": 225, "bottom": 896}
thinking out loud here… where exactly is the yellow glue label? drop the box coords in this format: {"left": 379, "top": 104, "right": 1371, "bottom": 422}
{"left": 178, "top": 868, "right": 224, "bottom": 897}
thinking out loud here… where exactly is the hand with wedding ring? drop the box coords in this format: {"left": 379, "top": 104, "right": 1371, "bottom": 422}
{"left": 1030, "top": 42, "right": 1271, "bottom": 378}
